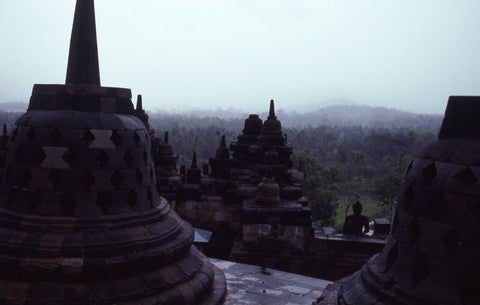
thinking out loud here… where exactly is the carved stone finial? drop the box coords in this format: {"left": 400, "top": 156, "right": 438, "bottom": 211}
{"left": 268, "top": 99, "right": 276, "bottom": 120}
{"left": 191, "top": 152, "right": 198, "bottom": 169}
{"left": 164, "top": 131, "right": 169, "bottom": 143}
{"left": 136, "top": 94, "right": 143, "bottom": 111}
{"left": 65, "top": 0, "right": 100, "bottom": 85}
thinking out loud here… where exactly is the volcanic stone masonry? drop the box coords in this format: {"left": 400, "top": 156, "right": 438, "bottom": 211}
{"left": 153, "top": 100, "right": 312, "bottom": 261}
{"left": 317, "top": 97, "right": 480, "bottom": 304}
{"left": 150, "top": 99, "right": 386, "bottom": 280}
{"left": 0, "top": 0, "right": 226, "bottom": 304}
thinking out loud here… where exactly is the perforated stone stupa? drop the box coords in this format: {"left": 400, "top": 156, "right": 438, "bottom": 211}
{"left": 318, "top": 96, "right": 480, "bottom": 305}
{"left": 0, "top": 0, "right": 226, "bottom": 303}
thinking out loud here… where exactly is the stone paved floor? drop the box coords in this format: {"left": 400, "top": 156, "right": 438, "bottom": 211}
{"left": 211, "top": 259, "right": 331, "bottom": 305}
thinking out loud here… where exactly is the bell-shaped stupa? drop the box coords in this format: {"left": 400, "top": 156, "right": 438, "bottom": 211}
{"left": 0, "top": 0, "right": 226, "bottom": 303}
{"left": 318, "top": 96, "right": 480, "bottom": 305}
{"left": 209, "top": 135, "right": 232, "bottom": 178}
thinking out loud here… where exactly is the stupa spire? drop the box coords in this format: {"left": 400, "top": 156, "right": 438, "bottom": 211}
{"left": 268, "top": 99, "right": 276, "bottom": 120}
{"left": 164, "top": 131, "right": 169, "bottom": 143}
{"left": 220, "top": 134, "right": 226, "bottom": 147}
{"left": 136, "top": 94, "right": 143, "bottom": 111}
{"left": 191, "top": 152, "right": 198, "bottom": 169}
{"left": 65, "top": 0, "right": 100, "bottom": 85}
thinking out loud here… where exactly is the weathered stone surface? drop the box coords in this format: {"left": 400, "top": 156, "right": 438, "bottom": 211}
{"left": 318, "top": 96, "right": 480, "bottom": 305}
{"left": 212, "top": 259, "right": 331, "bottom": 305}
{"left": 148, "top": 99, "right": 387, "bottom": 279}
{"left": 0, "top": 0, "right": 226, "bottom": 304}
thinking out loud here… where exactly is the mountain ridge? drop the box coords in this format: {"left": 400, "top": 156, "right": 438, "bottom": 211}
{"left": 149, "top": 104, "right": 443, "bottom": 130}
{"left": 0, "top": 103, "right": 442, "bottom": 130}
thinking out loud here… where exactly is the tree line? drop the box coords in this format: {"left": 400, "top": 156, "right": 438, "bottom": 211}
{"left": 0, "top": 107, "right": 441, "bottom": 228}
{"left": 149, "top": 111, "right": 439, "bottom": 228}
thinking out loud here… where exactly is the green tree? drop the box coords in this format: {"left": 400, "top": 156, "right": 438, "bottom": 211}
{"left": 373, "top": 153, "right": 410, "bottom": 214}
{"left": 292, "top": 151, "right": 343, "bottom": 226}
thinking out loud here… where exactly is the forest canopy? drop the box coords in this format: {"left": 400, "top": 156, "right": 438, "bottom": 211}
{"left": 0, "top": 105, "right": 441, "bottom": 228}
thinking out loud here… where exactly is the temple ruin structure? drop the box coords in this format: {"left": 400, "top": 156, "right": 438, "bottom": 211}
{"left": 0, "top": 0, "right": 226, "bottom": 303}
{"left": 151, "top": 100, "right": 387, "bottom": 280}
{"left": 317, "top": 96, "right": 480, "bottom": 305}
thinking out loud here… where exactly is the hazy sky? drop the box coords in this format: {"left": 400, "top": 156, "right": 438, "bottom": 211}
{"left": 0, "top": 0, "right": 479, "bottom": 114}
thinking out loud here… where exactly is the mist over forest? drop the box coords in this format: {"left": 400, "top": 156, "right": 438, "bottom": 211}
{"left": 150, "top": 104, "right": 442, "bottom": 128}
{"left": 0, "top": 103, "right": 443, "bottom": 228}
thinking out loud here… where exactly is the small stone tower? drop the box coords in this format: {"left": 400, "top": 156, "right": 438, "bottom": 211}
{"left": 152, "top": 131, "right": 182, "bottom": 202}
{"left": 209, "top": 135, "right": 232, "bottom": 178}
{"left": 0, "top": 0, "right": 226, "bottom": 304}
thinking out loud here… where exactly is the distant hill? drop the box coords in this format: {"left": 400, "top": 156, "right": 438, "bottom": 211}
{"left": 276, "top": 105, "right": 443, "bottom": 130}
{"left": 0, "top": 102, "right": 28, "bottom": 113}
{"left": 0, "top": 103, "right": 443, "bottom": 132}
{"left": 151, "top": 105, "right": 443, "bottom": 131}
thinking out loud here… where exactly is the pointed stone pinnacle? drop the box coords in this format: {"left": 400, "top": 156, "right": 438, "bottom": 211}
{"left": 2, "top": 124, "right": 6, "bottom": 135}
{"left": 164, "top": 131, "right": 169, "bottom": 144}
{"left": 66, "top": 0, "right": 101, "bottom": 85}
{"left": 136, "top": 95, "right": 143, "bottom": 111}
{"left": 220, "top": 135, "right": 226, "bottom": 147}
{"left": 268, "top": 99, "right": 276, "bottom": 120}
{"left": 191, "top": 152, "right": 198, "bottom": 169}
